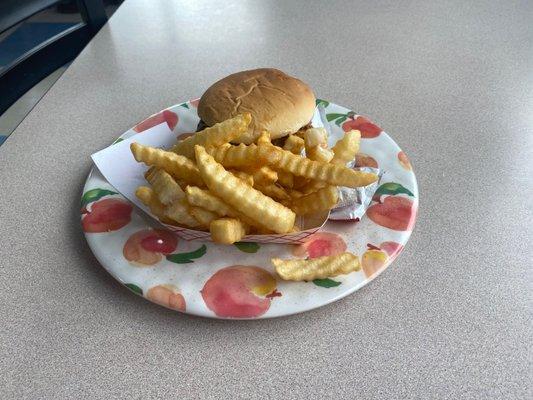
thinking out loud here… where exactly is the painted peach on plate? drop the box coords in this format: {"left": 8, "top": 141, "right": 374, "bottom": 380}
{"left": 82, "top": 198, "right": 132, "bottom": 233}
{"left": 201, "top": 266, "right": 277, "bottom": 318}
{"left": 362, "top": 249, "right": 388, "bottom": 278}
{"left": 398, "top": 151, "right": 412, "bottom": 170}
{"left": 354, "top": 153, "right": 379, "bottom": 168}
{"left": 133, "top": 109, "right": 178, "bottom": 132}
{"left": 189, "top": 99, "right": 200, "bottom": 108}
{"left": 342, "top": 116, "right": 382, "bottom": 138}
{"left": 292, "top": 232, "right": 347, "bottom": 258}
{"left": 123, "top": 229, "right": 178, "bottom": 265}
{"left": 146, "top": 284, "right": 186, "bottom": 312}
{"left": 379, "top": 241, "right": 403, "bottom": 261}
{"left": 367, "top": 196, "right": 417, "bottom": 231}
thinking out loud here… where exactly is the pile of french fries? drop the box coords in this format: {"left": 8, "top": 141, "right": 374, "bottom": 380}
{"left": 130, "top": 113, "right": 377, "bottom": 280}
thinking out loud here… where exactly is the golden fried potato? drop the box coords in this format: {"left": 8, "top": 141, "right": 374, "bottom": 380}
{"left": 250, "top": 166, "right": 278, "bottom": 186}
{"left": 256, "top": 131, "right": 271, "bottom": 145}
{"left": 289, "top": 189, "right": 304, "bottom": 199}
{"left": 301, "top": 180, "right": 326, "bottom": 194}
{"left": 135, "top": 186, "right": 175, "bottom": 225}
{"left": 306, "top": 146, "right": 334, "bottom": 163}
{"left": 264, "top": 144, "right": 377, "bottom": 188}
{"left": 186, "top": 186, "right": 233, "bottom": 216}
{"left": 195, "top": 145, "right": 296, "bottom": 234}
{"left": 282, "top": 134, "right": 305, "bottom": 154}
{"left": 272, "top": 252, "right": 360, "bottom": 281}
{"left": 331, "top": 130, "right": 361, "bottom": 165}
{"left": 293, "top": 176, "right": 311, "bottom": 190}
{"left": 277, "top": 170, "right": 294, "bottom": 188}
{"left": 304, "top": 127, "right": 328, "bottom": 148}
{"left": 170, "top": 113, "right": 251, "bottom": 159}
{"left": 255, "top": 183, "right": 290, "bottom": 201}
{"left": 185, "top": 186, "right": 266, "bottom": 229}
{"left": 189, "top": 207, "right": 218, "bottom": 227}
{"left": 130, "top": 143, "right": 204, "bottom": 186}
{"left": 164, "top": 200, "right": 200, "bottom": 228}
{"left": 209, "top": 218, "right": 248, "bottom": 244}
{"left": 145, "top": 167, "right": 185, "bottom": 205}
{"left": 290, "top": 186, "right": 338, "bottom": 215}
{"left": 206, "top": 143, "right": 279, "bottom": 168}
{"left": 229, "top": 170, "right": 254, "bottom": 186}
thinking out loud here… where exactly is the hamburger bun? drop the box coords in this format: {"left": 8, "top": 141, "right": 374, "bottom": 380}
{"left": 198, "top": 68, "right": 316, "bottom": 144}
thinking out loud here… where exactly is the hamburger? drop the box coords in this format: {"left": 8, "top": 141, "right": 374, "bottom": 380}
{"left": 197, "top": 68, "right": 316, "bottom": 144}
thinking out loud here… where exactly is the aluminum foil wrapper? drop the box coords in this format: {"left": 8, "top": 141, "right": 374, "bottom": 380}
{"left": 329, "top": 164, "right": 382, "bottom": 220}
{"left": 314, "top": 105, "right": 383, "bottom": 221}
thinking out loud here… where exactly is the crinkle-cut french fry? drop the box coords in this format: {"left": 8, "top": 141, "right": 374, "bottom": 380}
{"left": 277, "top": 170, "right": 294, "bottom": 188}
{"left": 130, "top": 143, "right": 204, "bottom": 186}
{"left": 272, "top": 252, "right": 360, "bottom": 281}
{"left": 283, "top": 134, "right": 305, "bottom": 154}
{"left": 229, "top": 170, "right": 254, "bottom": 186}
{"left": 175, "top": 179, "right": 189, "bottom": 190}
{"left": 145, "top": 167, "right": 185, "bottom": 205}
{"left": 206, "top": 143, "right": 279, "bottom": 168}
{"left": 306, "top": 146, "right": 334, "bottom": 163}
{"left": 209, "top": 218, "right": 248, "bottom": 244}
{"left": 189, "top": 207, "right": 218, "bottom": 227}
{"left": 331, "top": 130, "right": 361, "bottom": 165}
{"left": 263, "top": 144, "right": 377, "bottom": 188}
{"left": 186, "top": 186, "right": 233, "bottom": 216}
{"left": 170, "top": 113, "right": 251, "bottom": 159}
{"left": 164, "top": 200, "right": 200, "bottom": 228}
{"left": 301, "top": 180, "right": 326, "bottom": 194}
{"left": 257, "top": 131, "right": 271, "bottom": 145}
{"left": 195, "top": 145, "right": 295, "bottom": 234}
{"left": 255, "top": 183, "right": 290, "bottom": 201}
{"left": 185, "top": 186, "right": 264, "bottom": 229}
{"left": 250, "top": 166, "right": 278, "bottom": 186}
{"left": 293, "top": 176, "right": 310, "bottom": 190}
{"left": 304, "top": 127, "right": 328, "bottom": 148}
{"left": 135, "top": 186, "right": 176, "bottom": 225}
{"left": 290, "top": 186, "right": 338, "bottom": 215}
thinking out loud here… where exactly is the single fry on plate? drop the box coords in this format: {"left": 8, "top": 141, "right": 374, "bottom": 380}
{"left": 272, "top": 252, "right": 361, "bottom": 281}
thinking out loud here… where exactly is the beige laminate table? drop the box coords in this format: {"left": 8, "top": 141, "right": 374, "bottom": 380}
{"left": 1, "top": 0, "right": 531, "bottom": 398}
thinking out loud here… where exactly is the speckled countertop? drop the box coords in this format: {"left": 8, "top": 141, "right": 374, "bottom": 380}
{"left": 0, "top": 0, "right": 531, "bottom": 398}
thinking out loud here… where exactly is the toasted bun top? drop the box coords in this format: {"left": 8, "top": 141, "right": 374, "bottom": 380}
{"left": 198, "top": 68, "right": 316, "bottom": 143}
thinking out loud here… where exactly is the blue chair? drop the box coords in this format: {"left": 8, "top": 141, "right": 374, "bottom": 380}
{"left": 0, "top": 0, "right": 108, "bottom": 115}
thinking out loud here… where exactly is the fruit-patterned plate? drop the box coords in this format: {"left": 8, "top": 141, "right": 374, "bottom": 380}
{"left": 82, "top": 99, "right": 418, "bottom": 319}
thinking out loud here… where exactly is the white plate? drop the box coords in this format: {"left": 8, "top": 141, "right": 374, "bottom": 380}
{"left": 81, "top": 99, "right": 418, "bottom": 319}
